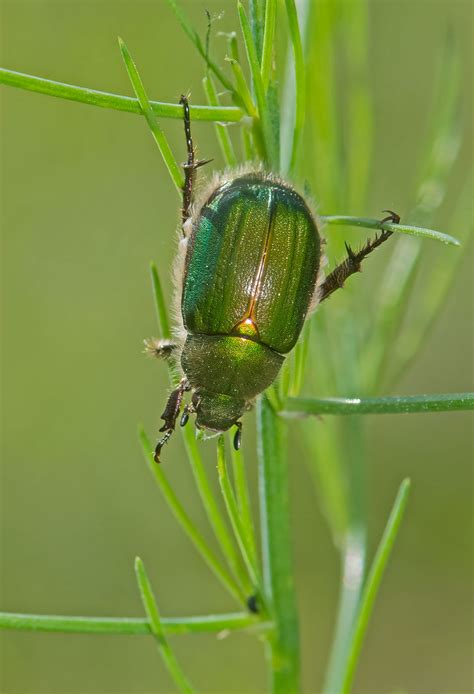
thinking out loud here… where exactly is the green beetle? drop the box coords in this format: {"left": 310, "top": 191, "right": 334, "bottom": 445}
{"left": 148, "top": 96, "right": 399, "bottom": 461}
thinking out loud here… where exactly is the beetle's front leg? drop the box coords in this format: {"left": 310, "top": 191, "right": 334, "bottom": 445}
{"left": 154, "top": 378, "right": 191, "bottom": 462}
{"left": 319, "top": 210, "right": 400, "bottom": 303}
{"left": 144, "top": 337, "right": 179, "bottom": 361}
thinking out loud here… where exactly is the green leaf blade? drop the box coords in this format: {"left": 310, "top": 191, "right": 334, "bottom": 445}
{"left": 283, "top": 393, "right": 474, "bottom": 417}
{"left": 203, "top": 76, "right": 237, "bottom": 168}
{"left": 0, "top": 610, "right": 264, "bottom": 635}
{"left": 138, "top": 428, "right": 244, "bottom": 604}
{"left": 135, "top": 557, "right": 195, "bottom": 693}
{"left": 0, "top": 67, "right": 243, "bottom": 121}
{"left": 118, "top": 37, "right": 184, "bottom": 193}
{"left": 238, "top": 2, "right": 279, "bottom": 169}
{"left": 341, "top": 479, "right": 412, "bottom": 693}
{"left": 321, "top": 215, "right": 461, "bottom": 246}
{"left": 284, "top": 0, "right": 305, "bottom": 176}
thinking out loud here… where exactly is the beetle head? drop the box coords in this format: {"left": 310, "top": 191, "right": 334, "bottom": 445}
{"left": 193, "top": 390, "right": 246, "bottom": 432}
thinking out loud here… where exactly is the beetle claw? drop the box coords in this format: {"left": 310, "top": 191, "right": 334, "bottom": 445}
{"left": 154, "top": 429, "right": 173, "bottom": 463}
{"left": 233, "top": 422, "right": 243, "bottom": 451}
{"left": 380, "top": 209, "right": 401, "bottom": 225}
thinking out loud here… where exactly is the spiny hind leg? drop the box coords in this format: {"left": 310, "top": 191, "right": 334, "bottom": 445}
{"left": 319, "top": 211, "right": 400, "bottom": 303}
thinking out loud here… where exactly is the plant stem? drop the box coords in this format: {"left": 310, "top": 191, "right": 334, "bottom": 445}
{"left": 217, "top": 438, "right": 261, "bottom": 593}
{"left": 284, "top": 0, "right": 305, "bottom": 177}
{"left": 341, "top": 479, "right": 411, "bottom": 693}
{"left": 203, "top": 75, "right": 237, "bottom": 168}
{"left": 238, "top": 2, "right": 279, "bottom": 169}
{"left": 135, "top": 558, "right": 194, "bottom": 693}
{"left": 261, "top": 0, "right": 277, "bottom": 91}
{"left": 139, "top": 429, "right": 246, "bottom": 604}
{"left": 282, "top": 392, "right": 474, "bottom": 416}
{"left": 323, "top": 417, "right": 367, "bottom": 694}
{"left": 257, "top": 396, "right": 300, "bottom": 693}
{"left": 0, "top": 611, "right": 265, "bottom": 635}
{"left": 0, "top": 68, "right": 243, "bottom": 122}
{"left": 182, "top": 427, "right": 250, "bottom": 595}
{"left": 228, "top": 433, "right": 257, "bottom": 564}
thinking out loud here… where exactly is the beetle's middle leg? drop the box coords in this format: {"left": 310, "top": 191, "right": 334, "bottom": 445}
{"left": 154, "top": 378, "right": 191, "bottom": 462}
{"left": 179, "top": 94, "right": 211, "bottom": 235}
{"left": 319, "top": 211, "right": 400, "bottom": 303}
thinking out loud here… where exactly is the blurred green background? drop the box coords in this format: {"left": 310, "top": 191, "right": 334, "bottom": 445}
{"left": 1, "top": 1, "right": 472, "bottom": 693}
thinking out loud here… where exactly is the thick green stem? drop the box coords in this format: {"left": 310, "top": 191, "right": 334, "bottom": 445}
{"left": 257, "top": 396, "right": 300, "bottom": 693}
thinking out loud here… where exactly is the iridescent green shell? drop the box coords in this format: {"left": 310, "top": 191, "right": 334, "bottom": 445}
{"left": 182, "top": 173, "right": 321, "bottom": 354}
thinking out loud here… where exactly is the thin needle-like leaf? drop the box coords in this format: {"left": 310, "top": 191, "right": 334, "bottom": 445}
{"left": 118, "top": 37, "right": 184, "bottom": 193}
{"left": 238, "top": 2, "right": 278, "bottom": 168}
{"left": 135, "top": 558, "right": 195, "bottom": 693}
{"left": 321, "top": 215, "right": 460, "bottom": 246}
{"left": 248, "top": 0, "right": 266, "bottom": 62}
{"left": 217, "top": 438, "right": 261, "bottom": 592}
{"left": 150, "top": 262, "right": 172, "bottom": 341}
{"left": 138, "top": 429, "right": 245, "bottom": 604}
{"left": 228, "top": 434, "right": 257, "bottom": 564}
{"left": 282, "top": 393, "right": 474, "bottom": 417}
{"left": 203, "top": 75, "right": 237, "bottom": 168}
{"left": 226, "top": 58, "right": 258, "bottom": 117}
{"left": 0, "top": 611, "right": 263, "bottom": 635}
{"left": 0, "top": 67, "right": 244, "bottom": 121}
{"left": 181, "top": 426, "right": 251, "bottom": 594}
{"left": 342, "top": 0, "right": 372, "bottom": 211}
{"left": 284, "top": 0, "right": 305, "bottom": 176}
{"left": 305, "top": 0, "right": 343, "bottom": 210}
{"left": 288, "top": 320, "right": 312, "bottom": 397}
{"left": 241, "top": 126, "right": 255, "bottom": 161}
{"left": 341, "top": 480, "right": 411, "bottom": 693}
{"left": 261, "top": 0, "right": 277, "bottom": 91}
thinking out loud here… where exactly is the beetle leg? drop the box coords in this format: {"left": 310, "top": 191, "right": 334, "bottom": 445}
{"left": 179, "top": 94, "right": 195, "bottom": 232}
{"left": 154, "top": 378, "right": 191, "bottom": 462}
{"left": 143, "top": 337, "right": 179, "bottom": 360}
{"left": 318, "top": 211, "right": 400, "bottom": 303}
{"left": 233, "top": 421, "right": 243, "bottom": 451}
{"left": 179, "top": 94, "right": 212, "bottom": 235}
